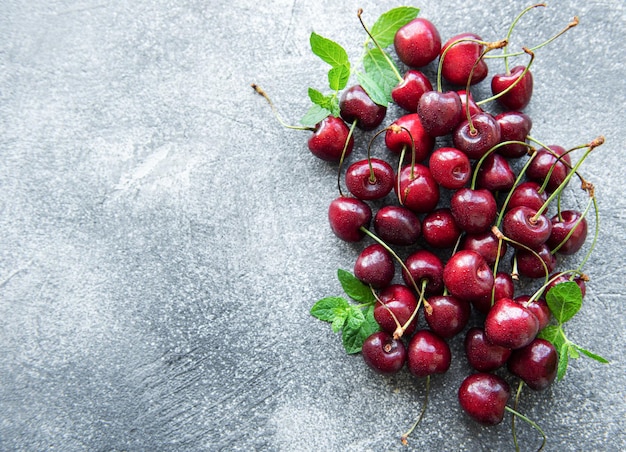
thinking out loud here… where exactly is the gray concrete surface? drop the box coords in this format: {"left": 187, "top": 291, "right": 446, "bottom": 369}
{"left": 1, "top": 1, "right": 625, "bottom": 450}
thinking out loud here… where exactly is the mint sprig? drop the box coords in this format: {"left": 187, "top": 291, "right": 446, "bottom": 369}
{"left": 369, "top": 6, "right": 421, "bottom": 48}
{"left": 537, "top": 281, "right": 609, "bottom": 380}
{"left": 311, "top": 269, "right": 379, "bottom": 354}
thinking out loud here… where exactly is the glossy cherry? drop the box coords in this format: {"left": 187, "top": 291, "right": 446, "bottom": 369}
{"left": 450, "top": 188, "right": 497, "bottom": 234}
{"left": 354, "top": 244, "right": 394, "bottom": 289}
{"left": 472, "top": 272, "right": 515, "bottom": 315}
{"left": 402, "top": 249, "right": 444, "bottom": 295}
{"left": 506, "top": 181, "right": 547, "bottom": 212}
{"left": 476, "top": 153, "right": 515, "bottom": 192}
{"left": 328, "top": 197, "right": 372, "bottom": 242}
{"left": 429, "top": 147, "right": 471, "bottom": 190}
{"left": 307, "top": 116, "right": 354, "bottom": 161}
{"left": 395, "top": 164, "right": 440, "bottom": 213}
{"left": 339, "top": 85, "right": 387, "bottom": 131}
{"left": 457, "top": 90, "right": 482, "bottom": 116}
{"left": 453, "top": 112, "right": 501, "bottom": 160}
{"left": 421, "top": 208, "right": 462, "bottom": 249}
{"left": 362, "top": 331, "right": 407, "bottom": 375}
{"left": 491, "top": 65, "right": 534, "bottom": 111}
{"left": 373, "top": 205, "right": 421, "bottom": 246}
{"left": 407, "top": 329, "right": 451, "bottom": 378}
{"left": 502, "top": 206, "right": 552, "bottom": 250}
{"left": 443, "top": 250, "right": 494, "bottom": 302}
{"left": 526, "top": 145, "right": 571, "bottom": 192}
{"left": 484, "top": 298, "right": 539, "bottom": 349}
{"left": 425, "top": 295, "right": 471, "bottom": 338}
{"left": 464, "top": 327, "right": 512, "bottom": 372}
{"left": 515, "top": 244, "right": 557, "bottom": 279}
{"left": 545, "top": 274, "right": 586, "bottom": 299}
{"left": 458, "top": 373, "right": 511, "bottom": 426}
{"left": 416, "top": 90, "right": 463, "bottom": 137}
{"left": 374, "top": 284, "right": 419, "bottom": 337}
{"left": 495, "top": 111, "right": 532, "bottom": 158}
{"left": 345, "top": 158, "right": 394, "bottom": 200}
{"left": 394, "top": 18, "right": 442, "bottom": 67}
{"left": 392, "top": 70, "right": 433, "bottom": 112}
{"left": 507, "top": 338, "right": 557, "bottom": 391}
{"left": 547, "top": 210, "right": 588, "bottom": 255}
{"left": 514, "top": 295, "right": 551, "bottom": 331}
{"left": 385, "top": 113, "right": 435, "bottom": 162}
{"left": 440, "top": 33, "right": 488, "bottom": 86}
{"left": 461, "top": 231, "right": 507, "bottom": 266}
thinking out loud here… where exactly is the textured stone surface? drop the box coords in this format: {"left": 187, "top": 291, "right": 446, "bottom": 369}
{"left": 1, "top": 1, "right": 625, "bottom": 450}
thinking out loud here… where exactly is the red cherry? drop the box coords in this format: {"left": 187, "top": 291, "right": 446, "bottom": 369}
{"left": 421, "top": 208, "right": 462, "bottom": 249}
{"left": 514, "top": 295, "right": 551, "bottom": 331}
{"left": 362, "top": 331, "right": 407, "bottom": 374}
{"left": 307, "top": 116, "right": 354, "bottom": 162}
{"left": 374, "top": 284, "right": 419, "bottom": 337}
{"left": 458, "top": 373, "right": 511, "bottom": 426}
{"left": 416, "top": 90, "right": 463, "bottom": 137}
{"left": 443, "top": 250, "right": 494, "bottom": 302}
{"left": 373, "top": 205, "right": 421, "bottom": 246}
{"left": 491, "top": 66, "right": 534, "bottom": 110}
{"left": 428, "top": 147, "right": 471, "bottom": 190}
{"left": 495, "top": 111, "right": 532, "bottom": 158}
{"left": 516, "top": 244, "right": 557, "bottom": 279}
{"left": 440, "top": 33, "right": 488, "bottom": 86}
{"left": 392, "top": 70, "right": 433, "bottom": 112}
{"left": 506, "top": 181, "right": 547, "bottom": 212}
{"left": 461, "top": 231, "right": 507, "bottom": 266}
{"left": 453, "top": 112, "right": 501, "bottom": 160}
{"left": 402, "top": 249, "right": 444, "bottom": 295}
{"left": 484, "top": 298, "right": 539, "bottom": 349}
{"left": 385, "top": 113, "right": 435, "bottom": 162}
{"left": 547, "top": 210, "right": 588, "bottom": 255}
{"left": 354, "top": 244, "right": 394, "bottom": 289}
{"left": 472, "top": 272, "right": 515, "bottom": 315}
{"left": 425, "top": 295, "right": 471, "bottom": 338}
{"left": 464, "top": 327, "right": 512, "bottom": 372}
{"left": 345, "top": 158, "right": 394, "bottom": 201}
{"left": 327, "top": 197, "right": 372, "bottom": 242}
{"left": 507, "top": 338, "right": 557, "bottom": 391}
{"left": 395, "top": 164, "right": 440, "bottom": 213}
{"left": 526, "top": 145, "right": 571, "bottom": 193}
{"left": 407, "top": 330, "right": 451, "bottom": 377}
{"left": 450, "top": 188, "right": 497, "bottom": 234}
{"left": 502, "top": 206, "right": 552, "bottom": 250}
{"left": 339, "top": 85, "right": 386, "bottom": 131}
{"left": 394, "top": 18, "right": 442, "bottom": 67}
{"left": 476, "top": 153, "right": 516, "bottom": 192}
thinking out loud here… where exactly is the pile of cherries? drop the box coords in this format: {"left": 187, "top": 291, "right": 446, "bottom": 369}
{"left": 255, "top": 4, "right": 605, "bottom": 450}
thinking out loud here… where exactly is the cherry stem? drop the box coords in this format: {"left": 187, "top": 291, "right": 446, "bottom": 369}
{"left": 504, "top": 406, "right": 547, "bottom": 452}
{"left": 576, "top": 196, "right": 600, "bottom": 273}
{"left": 401, "top": 375, "right": 431, "bottom": 446}
{"left": 476, "top": 47, "right": 535, "bottom": 107}
{"left": 436, "top": 37, "right": 494, "bottom": 92}
{"left": 397, "top": 145, "right": 406, "bottom": 205}
{"left": 371, "top": 288, "right": 405, "bottom": 339}
{"left": 502, "top": 3, "right": 545, "bottom": 73}
{"left": 365, "top": 127, "right": 391, "bottom": 184}
{"left": 527, "top": 268, "right": 587, "bottom": 304}
{"left": 337, "top": 119, "right": 358, "bottom": 197}
{"left": 493, "top": 225, "right": 550, "bottom": 285}
{"left": 471, "top": 140, "right": 533, "bottom": 190}
{"left": 550, "top": 196, "right": 593, "bottom": 255}
{"left": 489, "top": 236, "right": 506, "bottom": 308}
{"left": 357, "top": 8, "right": 403, "bottom": 82}
{"left": 496, "top": 148, "right": 538, "bottom": 227}
{"left": 251, "top": 83, "right": 314, "bottom": 131}
{"left": 511, "top": 380, "right": 525, "bottom": 452}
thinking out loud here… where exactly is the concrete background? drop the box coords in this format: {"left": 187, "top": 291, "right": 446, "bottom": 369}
{"left": 1, "top": 0, "right": 625, "bottom": 450}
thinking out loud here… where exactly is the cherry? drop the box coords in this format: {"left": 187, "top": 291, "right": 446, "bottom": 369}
{"left": 526, "top": 145, "right": 571, "bottom": 193}
{"left": 476, "top": 153, "right": 516, "bottom": 192}
{"left": 374, "top": 284, "right": 419, "bottom": 337}
{"left": 425, "top": 295, "right": 471, "bottom": 338}
{"left": 345, "top": 158, "right": 394, "bottom": 201}
{"left": 428, "top": 147, "right": 471, "bottom": 190}
{"left": 416, "top": 90, "right": 463, "bottom": 137}
{"left": 516, "top": 244, "right": 557, "bottom": 279}
{"left": 484, "top": 298, "right": 539, "bottom": 349}
{"left": 307, "top": 116, "right": 355, "bottom": 161}
{"left": 545, "top": 274, "right": 586, "bottom": 298}
{"left": 362, "top": 331, "right": 407, "bottom": 375}
{"left": 495, "top": 111, "right": 532, "bottom": 158}
{"left": 328, "top": 196, "right": 372, "bottom": 242}
{"left": 472, "top": 272, "right": 515, "bottom": 315}
{"left": 514, "top": 295, "right": 551, "bottom": 331}
{"left": 385, "top": 113, "right": 435, "bottom": 162}
{"left": 443, "top": 250, "right": 494, "bottom": 302}
{"left": 461, "top": 231, "right": 507, "bottom": 266}
{"left": 491, "top": 65, "right": 534, "bottom": 111}
{"left": 450, "top": 188, "right": 497, "bottom": 234}
{"left": 373, "top": 205, "right": 421, "bottom": 246}
{"left": 458, "top": 372, "right": 511, "bottom": 426}
{"left": 421, "top": 208, "right": 462, "bottom": 249}
{"left": 395, "top": 164, "right": 440, "bottom": 213}
{"left": 440, "top": 33, "right": 488, "bottom": 86}
{"left": 457, "top": 90, "right": 482, "bottom": 116}
{"left": 507, "top": 338, "right": 558, "bottom": 391}
{"left": 339, "top": 85, "right": 387, "bottom": 131}
{"left": 354, "top": 244, "right": 394, "bottom": 289}
{"left": 407, "top": 329, "right": 451, "bottom": 378}
{"left": 453, "top": 112, "right": 502, "bottom": 160}
{"left": 547, "top": 210, "right": 588, "bottom": 255}
{"left": 394, "top": 18, "right": 442, "bottom": 68}
{"left": 506, "top": 181, "right": 547, "bottom": 212}
{"left": 402, "top": 249, "right": 444, "bottom": 295}
{"left": 464, "top": 327, "right": 512, "bottom": 372}
{"left": 502, "top": 206, "right": 552, "bottom": 250}
{"left": 392, "top": 70, "right": 433, "bottom": 112}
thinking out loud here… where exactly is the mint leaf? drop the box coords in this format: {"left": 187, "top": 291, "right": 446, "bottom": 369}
{"left": 310, "top": 296, "right": 349, "bottom": 322}
{"left": 557, "top": 341, "right": 569, "bottom": 380}
{"left": 337, "top": 269, "right": 375, "bottom": 304}
{"left": 538, "top": 325, "right": 565, "bottom": 351}
{"left": 359, "top": 48, "right": 399, "bottom": 105}
{"left": 341, "top": 305, "right": 379, "bottom": 354}
{"left": 357, "top": 71, "right": 389, "bottom": 106}
{"left": 308, "top": 87, "right": 327, "bottom": 105}
{"left": 573, "top": 345, "right": 610, "bottom": 364}
{"left": 546, "top": 281, "right": 583, "bottom": 324}
{"left": 300, "top": 104, "right": 331, "bottom": 127}
{"left": 331, "top": 313, "right": 347, "bottom": 333}
{"left": 310, "top": 32, "right": 349, "bottom": 68}
{"left": 370, "top": 6, "right": 420, "bottom": 48}
{"left": 328, "top": 64, "right": 350, "bottom": 91}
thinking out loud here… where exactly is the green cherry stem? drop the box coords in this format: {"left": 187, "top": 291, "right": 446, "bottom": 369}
{"left": 550, "top": 195, "right": 593, "bottom": 255}
{"left": 496, "top": 148, "right": 538, "bottom": 227}
{"left": 511, "top": 380, "right": 525, "bottom": 452}
{"left": 471, "top": 140, "right": 533, "bottom": 190}
{"left": 503, "top": 3, "right": 546, "bottom": 73}
{"left": 493, "top": 225, "right": 550, "bottom": 286}
{"left": 401, "top": 375, "right": 431, "bottom": 446}
{"left": 251, "top": 83, "right": 315, "bottom": 130}
{"left": 436, "top": 37, "right": 495, "bottom": 92}
{"left": 504, "top": 406, "right": 547, "bottom": 452}
{"left": 357, "top": 8, "right": 403, "bottom": 82}
{"left": 576, "top": 196, "right": 600, "bottom": 273}
{"left": 337, "top": 119, "right": 359, "bottom": 197}
{"left": 476, "top": 47, "right": 534, "bottom": 107}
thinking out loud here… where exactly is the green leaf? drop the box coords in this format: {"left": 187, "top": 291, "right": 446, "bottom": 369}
{"left": 359, "top": 47, "right": 399, "bottom": 106}
{"left": 310, "top": 32, "right": 349, "bottom": 68}
{"left": 538, "top": 325, "right": 565, "bottom": 351}
{"left": 328, "top": 64, "right": 350, "bottom": 91}
{"left": 557, "top": 341, "right": 569, "bottom": 380}
{"left": 370, "top": 6, "right": 420, "bottom": 48}
{"left": 331, "top": 313, "right": 347, "bottom": 333}
{"left": 573, "top": 345, "right": 610, "bottom": 364}
{"left": 337, "top": 269, "right": 376, "bottom": 304}
{"left": 300, "top": 104, "right": 331, "bottom": 127}
{"left": 546, "top": 281, "right": 583, "bottom": 324}
{"left": 356, "top": 71, "right": 389, "bottom": 106}
{"left": 308, "top": 87, "right": 327, "bottom": 105}
{"left": 341, "top": 306, "right": 380, "bottom": 354}
{"left": 310, "top": 296, "right": 349, "bottom": 322}
{"left": 307, "top": 88, "right": 340, "bottom": 117}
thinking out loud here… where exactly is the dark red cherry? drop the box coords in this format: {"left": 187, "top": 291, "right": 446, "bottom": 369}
{"left": 354, "top": 244, "right": 394, "bottom": 289}
{"left": 385, "top": 113, "right": 435, "bottom": 162}
{"left": 339, "top": 85, "right": 387, "bottom": 131}
{"left": 547, "top": 210, "right": 588, "bottom": 255}
{"left": 464, "top": 327, "right": 512, "bottom": 372}
{"left": 440, "top": 33, "right": 488, "bottom": 86}
{"left": 507, "top": 338, "right": 557, "bottom": 391}
{"left": 491, "top": 66, "right": 534, "bottom": 111}
{"left": 345, "top": 158, "right": 394, "bottom": 200}
{"left": 484, "top": 298, "right": 539, "bottom": 349}
{"left": 453, "top": 112, "right": 501, "bottom": 160}
{"left": 514, "top": 295, "right": 551, "bottom": 331}
{"left": 443, "top": 250, "right": 494, "bottom": 302}
{"left": 450, "top": 188, "right": 497, "bottom": 234}
{"left": 362, "top": 331, "right": 407, "bottom": 374}
{"left": 506, "top": 181, "right": 547, "bottom": 212}
{"left": 457, "top": 90, "right": 483, "bottom": 116}
{"left": 458, "top": 373, "right": 511, "bottom": 426}
{"left": 328, "top": 197, "right": 372, "bottom": 242}
{"left": 425, "top": 295, "right": 471, "bottom": 338}
{"left": 374, "top": 284, "right": 419, "bottom": 337}
{"left": 395, "top": 164, "right": 440, "bottom": 213}
{"left": 407, "top": 329, "right": 451, "bottom": 377}
{"left": 307, "top": 116, "right": 354, "bottom": 161}
{"left": 422, "top": 208, "right": 462, "bottom": 249}
{"left": 394, "top": 18, "right": 442, "bottom": 67}
{"left": 416, "top": 90, "right": 463, "bottom": 137}
{"left": 516, "top": 244, "right": 557, "bottom": 279}
{"left": 502, "top": 206, "right": 552, "bottom": 250}
{"left": 527, "top": 145, "right": 571, "bottom": 193}
{"left": 495, "top": 111, "right": 532, "bottom": 158}
{"left": 429, "top": 147, "right": 471, "bottom": 190}
{"left": 402, "top": 249, "right": 444, "bottom": 295}
{"left": 461, "top": 231, "right": 507, "bottom": 266}
{"left": 373, "top": 205, "right": 421, "bottom": 246}
{"left": 476, "top": 153, "right": 515, "bottom": 192}
{"left": 392, "top": 70, "right": 433, "bottom": 112}
{"left": 472, "top": 272, "right": 515, "bottom": 315}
